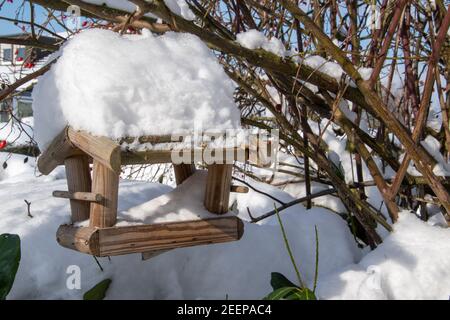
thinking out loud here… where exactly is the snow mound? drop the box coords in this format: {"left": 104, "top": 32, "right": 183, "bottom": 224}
{"left": 32, "top": 29, "right": 240, "bottom": 151}
{"left": 1, "top": 153, "right": 359, "bottom": 299}
{"left": 318, "top": 212, "right": 450, "bottom": 299}
{"left": 121, "top": 171, "right": 232, "bottom": 225}
{"left": 2, "top": 153, "right": 450, "bottom": 299}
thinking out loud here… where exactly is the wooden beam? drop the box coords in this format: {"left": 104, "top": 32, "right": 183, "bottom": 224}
{"left": 173, "top": 164, "right": 196, "bottom": 185}
{"left": 52, "top": 191, "right": 102, "bottom": 202}
{"left": 204, "top": 164, "right": 233, "bottom": 214}
{"left": 67, "top": 127, "right": 121, "bottom": 174}
{"left": 63, "top": 155, "right": 92, "bottom": 222}
{"left": 120, "top": 135, "right": 182, "bottom": 145}
{"left": 121, "top": 140, "right": 273, "bottom": 168}
{"left": 90, "top": 160, "right": 119, "bottom": 228}
{"left": 56, "top": 216, "right": 244, "bottom": 257}
{"left": 37, "top": 127, "right": 81, "bottom": 175}
{"left": 121, "top": 147, "right": 248, "bottom": 165}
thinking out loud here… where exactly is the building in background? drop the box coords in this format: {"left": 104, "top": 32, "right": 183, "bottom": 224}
{"left": 0, "top": 33, "right": 57, "bottom": 122}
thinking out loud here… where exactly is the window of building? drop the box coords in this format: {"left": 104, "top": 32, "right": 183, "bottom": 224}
{"left": 16, "top": 100, "right": 33, "bottom": 119}
{"left": 0, "top": 101, "right": 10, "bottom": 122}
{"left": 3, "top": 48, "right": 12, "bottom": 62}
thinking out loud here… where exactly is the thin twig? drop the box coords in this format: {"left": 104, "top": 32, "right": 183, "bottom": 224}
{"left": 24, "top": 200, "right": 33, "bottom": 218}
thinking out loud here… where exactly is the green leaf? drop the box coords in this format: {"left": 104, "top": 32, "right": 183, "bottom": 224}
{"left": 297, "top": 288, "right": 317, "bottom": 300}
{"left": 270, "top": 272, "right": 298, "bottom": 290}
{"left": 0, "top": 234, "right": 21, "bottom": 300}
{"left": 264, "top": 287, "right": 317, "bottom": 300}
{"left": 83, "top": 279, "right": 112, "bottom": 300}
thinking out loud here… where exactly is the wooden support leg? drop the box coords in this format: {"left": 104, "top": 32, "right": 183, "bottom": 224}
{"left": 173, "top": 163, "right": 196, "bottom": 185}
{"left": 64, "top": 155, "right": 91, "bottom": 222}
{"left": 90, "top": 160, "right": 119, "bottom": 228}
{"left": 204, "top": 164, "right": 232, "bottom": 214}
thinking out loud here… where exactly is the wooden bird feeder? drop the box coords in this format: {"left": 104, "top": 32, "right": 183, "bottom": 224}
{"left": 38, "top": 126, "right": 272, "bottom": 258}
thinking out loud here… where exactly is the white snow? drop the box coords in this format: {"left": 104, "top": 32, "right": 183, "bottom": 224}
{"left": 236, "top": 30, "right": 287, "bottom": 57}
{"left": 421, "top": 135, "right": 450, "bottom": 176}
{"left": 119, "top": 171, "right": 233, "bottom": 225}
{"left": 82, "top": 0, "right": 194, "bottom": 20}
{"left": 163, "top": 0, "right": 195, "bottom": 20}
{"left": 1, "top": 153, "right": 449, "bottom": 299}
{"left": 0, "top": 57, "right": 49, "bottom": 91}
{"left": 303, "top": 55, "right": 373, "bottom": 83}
{"left": 317, "top": 212, "right": 450, "bottom": 299}
{"left": 32, "top": 29, "right": 240, "bottom": 151}
{"left": 404, "top": 136, "right": 450, "bottom": 176}
{"left": 82, "top": 0, "right": 138, "bottom": 13}
{"left": 1, "top": 153, "right": 358, "bottom": 299}
{"left": 0, "top": 117, "right": 34, "bottom": 147}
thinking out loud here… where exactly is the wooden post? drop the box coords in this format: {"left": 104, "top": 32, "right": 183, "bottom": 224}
{"left": 90, "top": 160, "right": 119, "bottom": 228}
{"left": 173, "top": 164, "right": 196, "bottom": 185}
{"left": 67, "top": 127, "right": 121, "bottom": 173}
{"left": 204, "top": 164, "right": 232, "bottom": 214}
{"left": 64, "top": 155, "right": 91, "bottom": 222}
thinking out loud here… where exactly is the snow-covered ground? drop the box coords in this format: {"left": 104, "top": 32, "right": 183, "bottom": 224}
{"left": 1, "top": 152, "right": 449, "bottom": 299}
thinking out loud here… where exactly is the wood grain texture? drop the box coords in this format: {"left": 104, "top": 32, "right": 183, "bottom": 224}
{"left": 37, "top": 126, "right": 81, "bottom": 175}
{"left": 52, "top": 190, "right": 102, "bottom": 202}
{"left": 121, "top": 147, "right": 248, "bottom": 165}
{"left": 67, "top": 127, "right": 121, "bottom": 174}
{"left": 56, "top": 225, "right": 100, "bottom": 255}
{"left": 64, "top": 155, "right": 92, "bottom": 222}
{"left": 56, "top": 217, "right": 244, "bottom": 257}
{"left": 90, "top": 160, "right": 119, "bottom": 228}
{"left": 204, "top": 164, "right": 233, "bottom": 214}
{"left": 173, "top": 164, "right": 196, "bottom": 185}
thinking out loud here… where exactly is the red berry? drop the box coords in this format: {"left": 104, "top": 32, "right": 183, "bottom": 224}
{"left": 16, "top": 57, "right": 23, "bottom": 62}
{"left": 0, "top": 140, "right": 7, "bottom": 149}
{"left": 82, "top": 21, "right": 88, "bottom": 27}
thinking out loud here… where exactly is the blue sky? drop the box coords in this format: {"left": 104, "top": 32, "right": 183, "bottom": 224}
{"left": 0, "top": 1, "right": 65, "bottom": 36}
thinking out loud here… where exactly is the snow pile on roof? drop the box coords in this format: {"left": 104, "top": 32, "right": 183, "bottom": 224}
{"left": 236, "top": 30, "right": 287, "bottom": 57}
{"left": 32, "top": 29, "right": 240, "bottom": 151}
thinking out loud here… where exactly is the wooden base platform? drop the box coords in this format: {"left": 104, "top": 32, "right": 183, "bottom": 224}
{"left": 57, "top": 216, "right": 244, "bottom": 257}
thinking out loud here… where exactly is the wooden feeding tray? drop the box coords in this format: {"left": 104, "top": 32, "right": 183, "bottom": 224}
{"left": 38, "top": 126, "right": 270, "bottom": 257}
